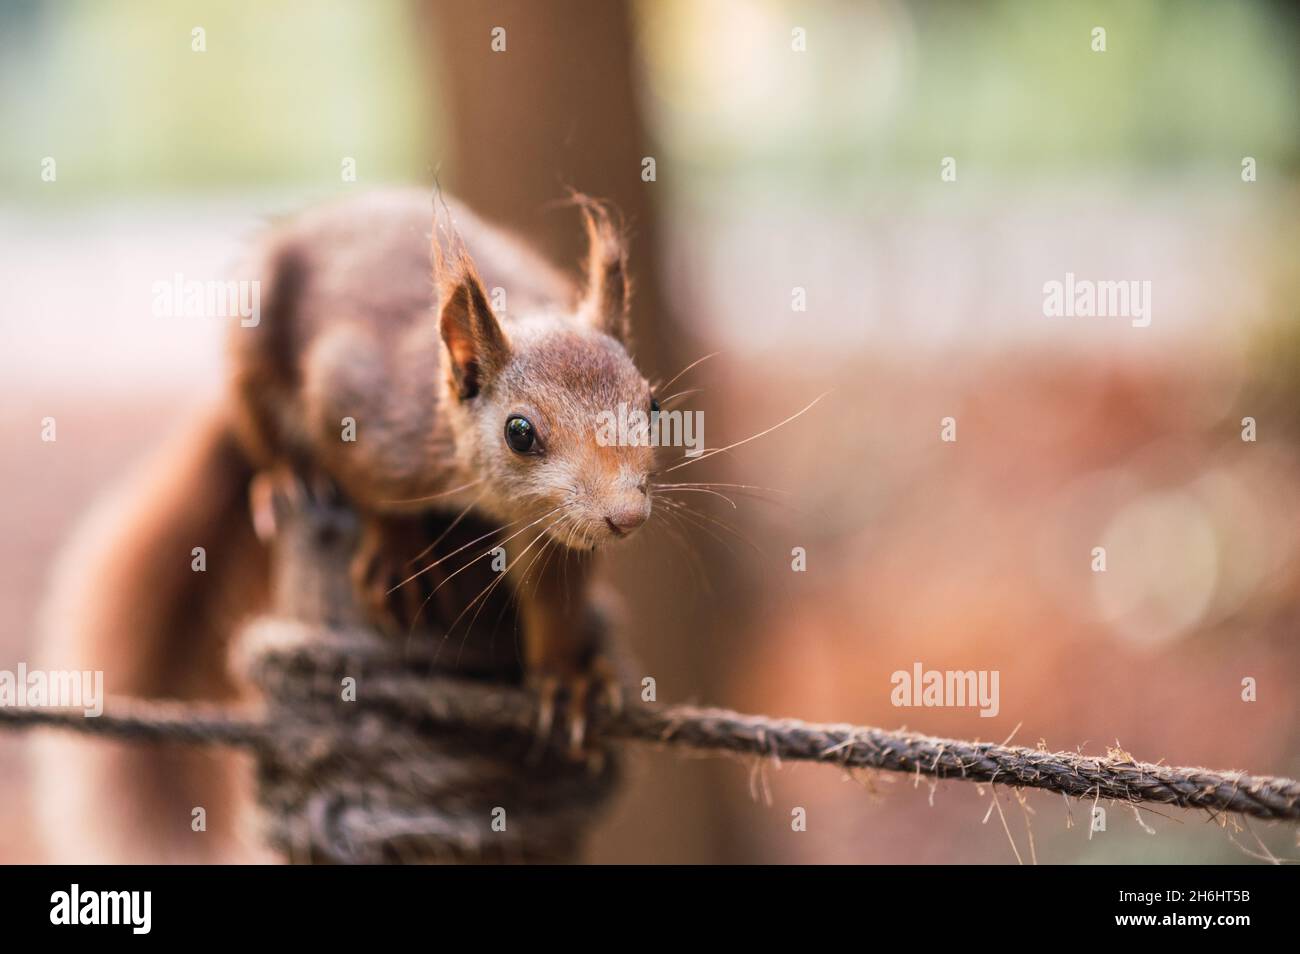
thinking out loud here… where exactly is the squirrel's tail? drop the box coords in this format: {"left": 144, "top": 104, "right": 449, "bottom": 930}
{"left": 31, "top": 407, "right": 273, "bottom": 862}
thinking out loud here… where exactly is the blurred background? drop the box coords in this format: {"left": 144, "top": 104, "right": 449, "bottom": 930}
{"left": 2, "top": 0, "right": 1299, "bottom": 863}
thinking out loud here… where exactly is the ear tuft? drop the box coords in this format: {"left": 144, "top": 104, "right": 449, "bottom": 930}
{"left": 435, "top": 235, "right": 509, "bottom": 401}
{"left": 572, "top": 192, "right": 632, "bottom": 342}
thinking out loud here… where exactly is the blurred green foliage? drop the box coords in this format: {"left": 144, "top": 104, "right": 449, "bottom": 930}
{"left": 3, "top": 0, "right": 1294, "bottom": 204}
{"left": 0, "top": 0, "right": 438, "bottom": 200}
{"left": 637, "top": 0, "right": 1300, "bottom": 200}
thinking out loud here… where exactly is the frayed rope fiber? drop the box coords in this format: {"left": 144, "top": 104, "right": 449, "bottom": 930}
{"left": 3, "top": 623, "right": 1298, "bottom": 825}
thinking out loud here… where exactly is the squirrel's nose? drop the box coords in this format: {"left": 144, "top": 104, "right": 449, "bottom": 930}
{"left": 604, "top": 500, "right": 649, "bottom": 536}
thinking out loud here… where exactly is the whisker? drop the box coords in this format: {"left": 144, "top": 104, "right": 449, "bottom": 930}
{"left": 451, "top": 516, "right": 563, "bottom": 664}
{"left": 518, "top": 521, "right": 564, "bottom": 590}
{"left": 656, "top": 496, "right": 767, "bottom": 559}
{"left": 397, "top": 504, "right": 565, "bottom": 645}
{"left": 657, "top": 392, "right": 827, "bottom": 475}
{"left": 653, "top": 486, "right": 737, "bottom": 508}
{"left": 655, "top": 480, "right": 792, "bottom": 497}
{"left": 656, "top": 497, "right": 743, "bottom": 559}
{"left": 388, "top": 505, "right": 547, "bottom": 594}
{"left": 535, "top": 513, "right": 572, "bottom": 583}
{"left": 653, "top": 350, "right": 721, "bottom": 393}
{"left": 406, "top": 490, "right": 487, "bottom": 566}
{"left": 445, "top": 564, "right": 511, "bottom": 652}
{"left": 377, "top": 478, "right": 484, "bottom": 506}
{"left": 489, "top": 512, "right": 578, "bottom": 650}
{"left": 651, "top": 509, "right": 714, "bottom": 595}
{"left": 653, "top": 480, "right": 820, "bottom": 523}
{"left": 435, "top": 508, "right": 567, "bottom": 662}
{"left": 654, "top": 483, "right": 796, "bottom": 514}
{"left": 444, "top": 555, "right": 516, "bottom": 665}
{"left": 421, "top": 505, "right": 563, "bottom": 599}
{"left": 657, "top": 387, "right": 704, "bottom": 407}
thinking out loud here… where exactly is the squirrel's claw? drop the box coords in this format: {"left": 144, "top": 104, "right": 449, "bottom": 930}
{"left": 564, "top": 675, "right": 591, "bottom": 758}
{"left": 590, "top": 653, "right": 625, "bottom": 716}
{"left": 527, "top": 659, "right": 621, "bottom": 762}
{"left": 533, "top": 675, "right": 559, "bottom": 747}
{"left": 249, "top": 466, "right": 348, "bottom": 545}
{"left": 249, "top": 466, "right": 305, "bottom": 543}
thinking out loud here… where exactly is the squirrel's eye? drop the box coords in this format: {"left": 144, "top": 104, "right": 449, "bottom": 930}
{"left": 505, "top": 415, "right": 536, "bottom": 454}
{"left": 650, "top": 396, "right": 660, "bottom": 415}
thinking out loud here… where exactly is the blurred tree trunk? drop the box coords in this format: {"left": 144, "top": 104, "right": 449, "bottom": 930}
{"left": 416, "top": 0, "right": 727, "bottom": 863}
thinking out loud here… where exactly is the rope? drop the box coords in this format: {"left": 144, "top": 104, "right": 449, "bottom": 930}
{"left": 4, "top": 622, "right": 1297, "bottom": 830}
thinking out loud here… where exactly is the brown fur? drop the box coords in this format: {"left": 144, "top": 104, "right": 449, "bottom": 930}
{"left": 35, "top": 409, "right": 270, "bottom": 862}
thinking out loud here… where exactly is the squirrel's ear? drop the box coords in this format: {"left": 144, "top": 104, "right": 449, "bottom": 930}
{"left": 438, "top": 253, "right": 509, "bottom": 401}
{"left": 575, "top": 195, "right": 631, "bottom": 343}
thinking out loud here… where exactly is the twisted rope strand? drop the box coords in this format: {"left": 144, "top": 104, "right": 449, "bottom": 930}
{"left": 4, "top": 678, "right": 1297, "bottom": 822}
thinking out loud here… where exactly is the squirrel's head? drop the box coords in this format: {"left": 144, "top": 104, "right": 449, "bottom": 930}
{"left": 437, "top": 199, "right": 654, "bottom": 550}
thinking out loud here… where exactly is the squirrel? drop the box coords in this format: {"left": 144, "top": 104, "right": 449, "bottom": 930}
{"left": 33, "top": 188, "right": 656, "bottom": 862}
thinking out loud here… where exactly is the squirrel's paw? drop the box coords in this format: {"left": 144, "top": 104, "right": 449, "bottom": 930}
{"left": 349, "top": 519, "right": 435, "bottom": 636}
{"left": 529, "top": 655, "right": 623, "bottom": 761}
{"left": 249, "top": 465, "right": 350, "bottom": 545}
{"left": 351, "top": 525, "right": 407, "bottom": 636}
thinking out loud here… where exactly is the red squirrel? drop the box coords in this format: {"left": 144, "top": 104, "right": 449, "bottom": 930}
{"left": 34, "top": 188, "right": 655, "bottom": 862}
{"left": 234, "top": 189, "right": 653, "bottom": 720}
